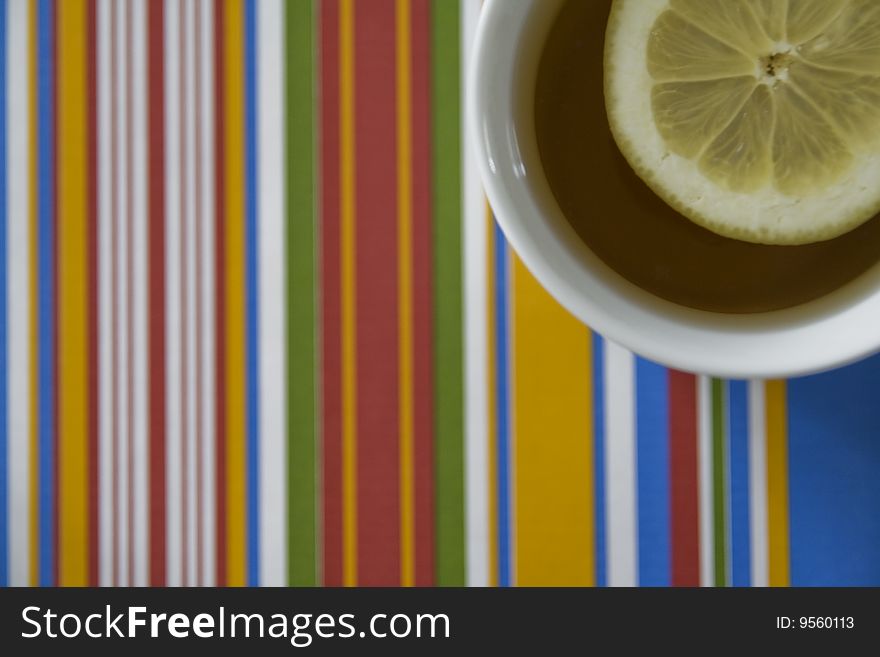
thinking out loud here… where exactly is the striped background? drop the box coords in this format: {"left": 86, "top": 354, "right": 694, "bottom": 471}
{"left": 0, "top": 0, "right": 878, "bottom": 587}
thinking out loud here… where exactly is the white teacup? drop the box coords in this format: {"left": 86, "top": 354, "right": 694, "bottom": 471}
{"left": 469, "top": 0, "right": 880, "bottom": 378}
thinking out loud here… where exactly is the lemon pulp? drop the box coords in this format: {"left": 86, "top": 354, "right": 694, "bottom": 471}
{"left": 605, "top": 0, "right": 880, "bottom": 244}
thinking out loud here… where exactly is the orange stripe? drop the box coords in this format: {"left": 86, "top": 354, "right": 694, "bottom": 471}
{"left": 766, "top": 380, "right": 790, "bottom": 587}
{"left": 397, "top": 0, "right": 414, "bottom": 588}
{"left": 57, "top": 0, "right": 90, "bottom": 587}
{"left": 339, "top": 0, "right": 358, "bottom": 587}
{"left": 224, "top": 0, "right": 246, "bottom": 587}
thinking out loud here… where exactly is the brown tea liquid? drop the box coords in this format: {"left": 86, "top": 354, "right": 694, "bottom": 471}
{"left": 535, "top": 0, "right": 880, "bottom": 313}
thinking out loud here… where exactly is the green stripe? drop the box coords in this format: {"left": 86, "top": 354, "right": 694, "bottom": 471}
{"left": 286, "top": 0, "right": 318, "bottom": 587}
{"left": 712, "top": 379, "right": 727, "bottom": 587}
{"left": 431, "top": 0, "right": 466, "bottom": 586}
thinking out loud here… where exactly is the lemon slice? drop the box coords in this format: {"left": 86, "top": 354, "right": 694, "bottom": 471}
{"left": 605, "top": 0, "right": 880, "bottom": 244}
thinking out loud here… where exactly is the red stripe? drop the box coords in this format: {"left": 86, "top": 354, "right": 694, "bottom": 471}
{"left": 147, "top": 0, "right": 167, "bottom": 587}
{"left": 320, "top": 0, "right": 342, "bottom": 588}
{"left": 213, "top": 0, "right": 227, "bottom": 587}
{"left": 355, "top": 0, "right": 400, "bottom": 586}
{"left": 86, "top": 0, "right": 99, "bottom": 586}
{"left": 410, "top": 0, "right": 434, "bottom": 587}
{"left": 669, "top": 370, "right": 700, "bottom": 587}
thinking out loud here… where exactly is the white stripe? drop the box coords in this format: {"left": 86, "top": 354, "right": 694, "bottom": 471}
{"left": 96, "top": 0, "right": 113, "bottom": 588}
{"left": 461, "top": 0, "right": 488, "bottom": 589}
{"left": 697, "top": 375, "right": 714, "bottom": 587}
{"left": 183, "top": 0, "right": 199, "bottom": 587}
{"left": 604, "top": 343, "right": 636, "bottom": 587}
{"left": 199, "top": 0, "right": 216, "bottom": 587}
{"left": 258, "top": 0, "right": 287, "bottom": 587}
{"left": 131, "top": 0, "right": 149, "bottom": 588}
{"left": 115, "top": 0, "right": 130, "bottom": 586}
{"left": 165, "top": 0, "right": 183, "bottom": 588}
{"left": 748, "top": 380, "right": 768, "bottom": 587}
{"left": 6, "top": 0, "right": 30, "bottom": 587}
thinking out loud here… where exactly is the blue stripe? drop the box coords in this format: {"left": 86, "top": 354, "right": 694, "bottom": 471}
{"left": 37, "top": 0, "right": 54, "bottom": 587}
{"left": 493, "top": 221, "right": 511, "bottom": 587}
{"left": 0, "top": 0, "right": 8, "bottom": 588}
{"left": 728, "top": 380, "right": 750, "bottom": 587}
{"left": 635, "top": 358, "right": 670, "bottom": 587}
{"left": 244, "top": 0, "right": 260, "bottom": 587}
{"left": 592, "top": 333, "right": 606, "bottom": 587}
{"left": 788, "top": 355, "right": 880, "bottom": 585}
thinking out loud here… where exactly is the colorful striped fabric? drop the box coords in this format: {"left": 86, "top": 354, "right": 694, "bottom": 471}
{"left": 1, "top": 0, "right": 879, "bottom": 587}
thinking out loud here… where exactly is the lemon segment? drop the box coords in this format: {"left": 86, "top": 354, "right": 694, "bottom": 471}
{"left": 786, "top": 0, "right": 847, "bottom": 45}
{"left": 699, "top": 85, "right": 775, "bottom": 193}
{"left": 799, "top": 0, "right": 880, "bottom": 73}
{"left": 787, "top": 62, "right": 880, "bottom": 147}
{"left": 605, "top": 0, "right": 880, "bottom": 244}
{"left": 771, "top": 84, "right": 852, "bottom": 196}
{"left": 652, "top": 77, "right": 757, "bottom": 159}
{"left": 669, "top": 0, "right": 774, "bottom": 54}
{"left": 647, "top": 11, "right": 756, "bottom": 81}
{"left": 750, "top": 0, "right": 787, "bottom": 42}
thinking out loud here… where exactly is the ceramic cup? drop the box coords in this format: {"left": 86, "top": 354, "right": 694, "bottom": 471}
{"left": 469, "top": 0, "right": 880, "bottom": 378}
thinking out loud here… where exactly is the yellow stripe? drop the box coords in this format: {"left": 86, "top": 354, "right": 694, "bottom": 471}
{"left": 28, "top": 0, "right": 38, "bottom": 588}
{"left": 224, "top": 0, "right": 247, "bottom": 587}
{"left": 57, "top": 0, "right": 90, "bottom": 587}
{"left": 396, "top": 0, "right": 414, "bottom": 588}
{"left": 766, "top": 380, "right": 790, "bottom": 587}
{"left": 485, "top": 207, "right": 497, "bottom": 587}
{"left": 340, "top": 0, "right": 358, "bottom": 587}
{"left": 512, "top": 256, "right": 594, "bottom": 586}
